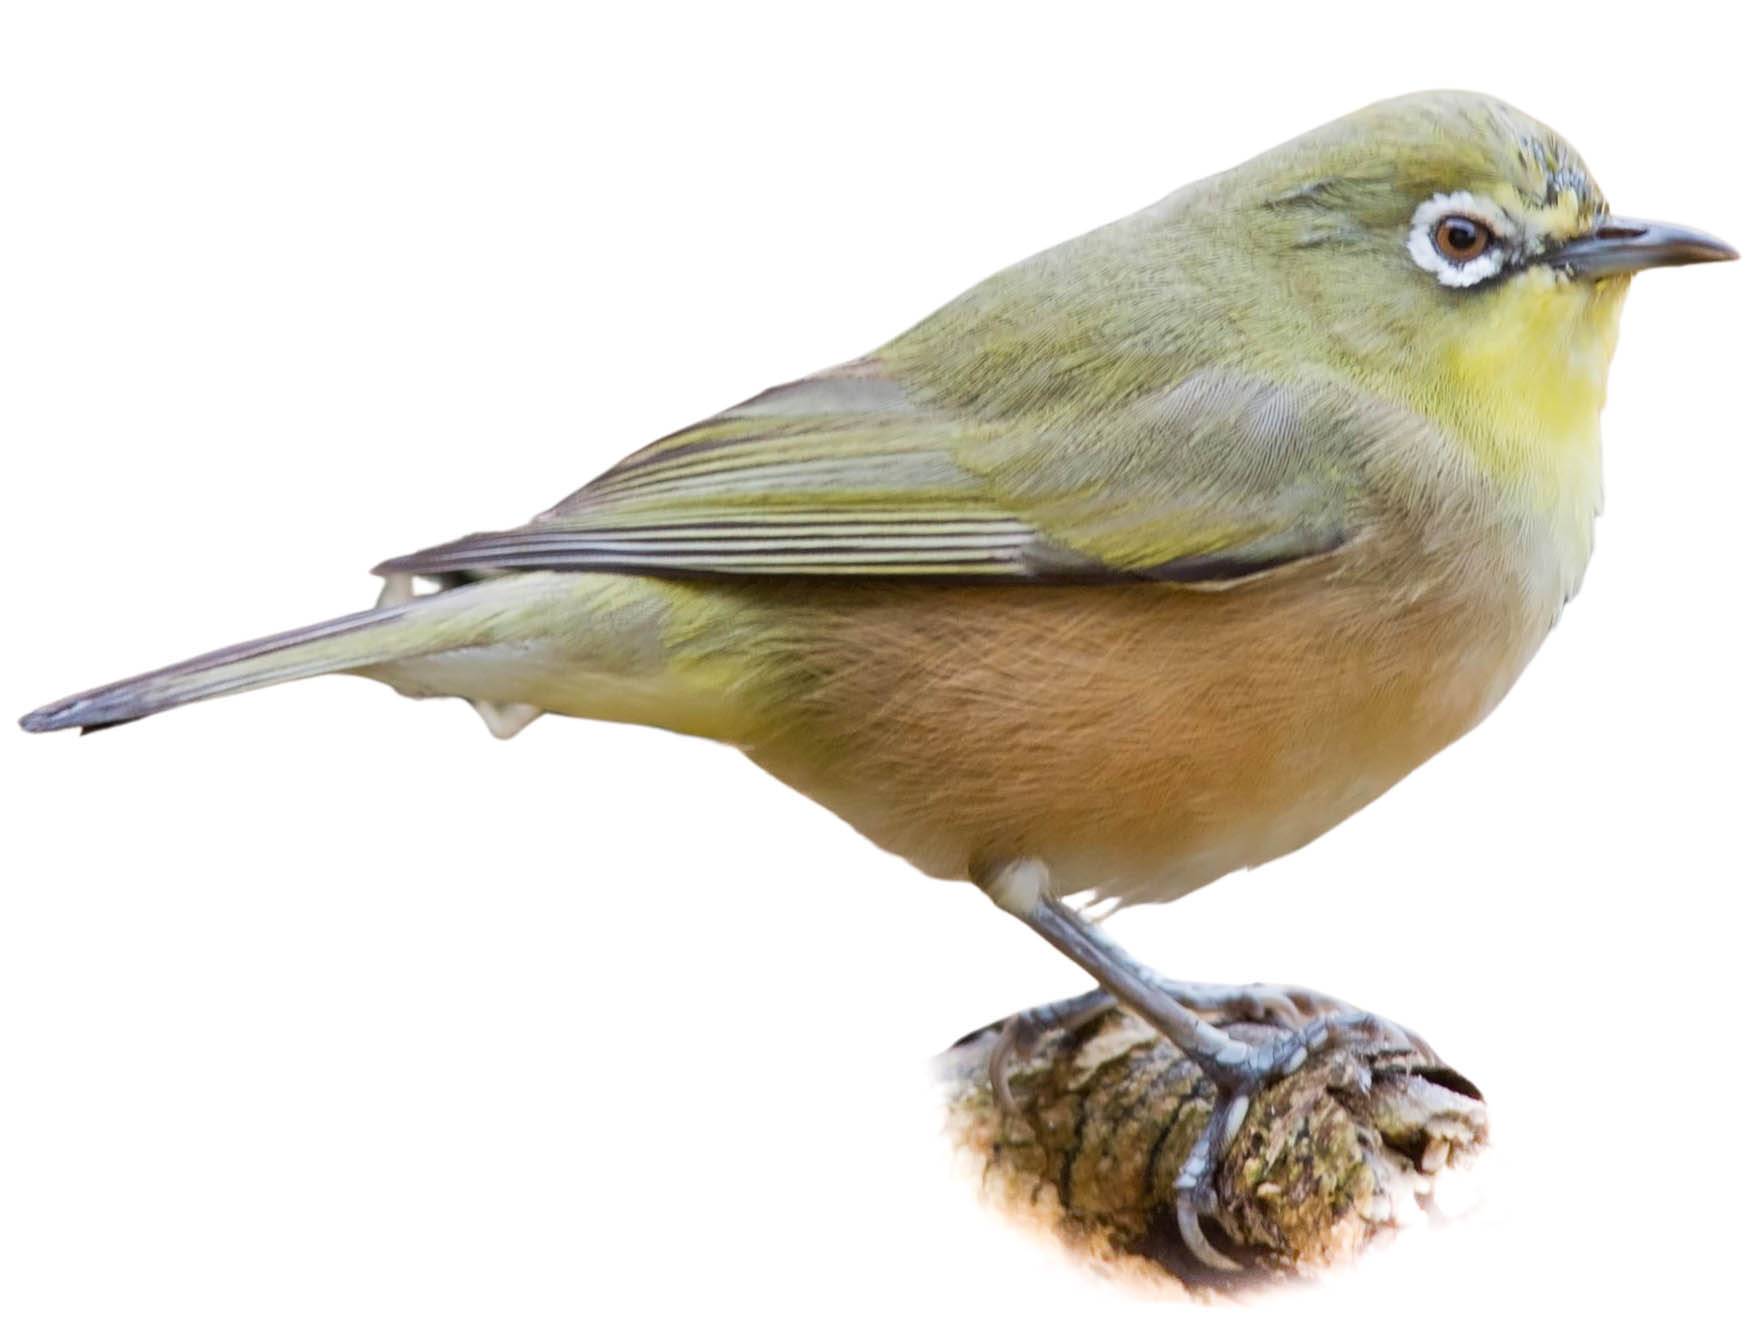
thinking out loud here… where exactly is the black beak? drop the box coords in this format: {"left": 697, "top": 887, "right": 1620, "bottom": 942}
{"left": 1545, "top": 217, "right": 1738, "bottom": 278}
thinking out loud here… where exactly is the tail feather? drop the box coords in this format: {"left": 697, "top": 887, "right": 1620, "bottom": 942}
{"left": 20, "top": 577, "right": 548, "bottom": 734}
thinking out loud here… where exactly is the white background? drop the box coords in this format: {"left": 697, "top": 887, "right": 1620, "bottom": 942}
{"left": 2, "top": 4, "right": 1751, "bottom": 1314}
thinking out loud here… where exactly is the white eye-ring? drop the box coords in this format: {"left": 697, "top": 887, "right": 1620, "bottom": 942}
{"left": 1407, "top": 191, "right": 1513, "bottom": 288}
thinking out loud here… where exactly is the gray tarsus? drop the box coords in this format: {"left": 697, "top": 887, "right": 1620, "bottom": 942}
{"left": 977, "top": 860, "right": 1417, "bottom": 1273}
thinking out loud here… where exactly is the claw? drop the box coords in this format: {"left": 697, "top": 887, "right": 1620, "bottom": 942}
{"left": 987, "top": 1016, "right": 1028, "bottom": 1116}
{"left": 1176, "top": 1193, "right": 1242, "bottom": 1273}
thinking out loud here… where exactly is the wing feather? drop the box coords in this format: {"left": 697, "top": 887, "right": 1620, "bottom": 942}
{"left": 376, "top": 360, "right": 1365, "bottom": 585}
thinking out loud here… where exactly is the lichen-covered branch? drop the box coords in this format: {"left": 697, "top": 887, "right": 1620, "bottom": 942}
{"left": 939, "top": 1003, "right": 1487, "bottom": 1293}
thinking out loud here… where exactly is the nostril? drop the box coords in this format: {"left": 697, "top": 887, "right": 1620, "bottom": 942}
{"left": 1596, "top": 222, "right": 1648, "bottom": 240}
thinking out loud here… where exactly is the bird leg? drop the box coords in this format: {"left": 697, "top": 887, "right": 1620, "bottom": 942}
{"left": 977, "top": 858, "right": 1420, "bottom": 1273}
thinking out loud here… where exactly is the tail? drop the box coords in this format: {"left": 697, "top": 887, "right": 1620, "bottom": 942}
{"left": 20, "top": 574, "right": 576, "bottom": 735}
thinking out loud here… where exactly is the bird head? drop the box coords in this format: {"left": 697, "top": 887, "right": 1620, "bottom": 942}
{"left": 895, "top": 90, "right": 1734, "bottom": 479}
{"left": 1223, "top": 91, "right": 1737, "bottom": 460}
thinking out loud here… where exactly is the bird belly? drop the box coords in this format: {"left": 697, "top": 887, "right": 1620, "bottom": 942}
{"left": 728, "top": 560, "right": 1552, "bottom": 906}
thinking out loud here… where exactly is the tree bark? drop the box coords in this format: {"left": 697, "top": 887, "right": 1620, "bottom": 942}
{"left": 938, "top": 1001, "right": 1487, "bottom": 1293}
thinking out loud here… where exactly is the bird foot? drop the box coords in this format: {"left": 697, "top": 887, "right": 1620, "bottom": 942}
{"left": 946, "top": 990, "right": 1486, "bottom": 1287}
{"left": 1169, "top": 1008, "right": 1424, "bottom": 1271}
{"left": 987, "top": 985, "right": 1425, "bottom": 1273}
{"left": 986, "top": 979, "right": 1361, "bottom": 1112}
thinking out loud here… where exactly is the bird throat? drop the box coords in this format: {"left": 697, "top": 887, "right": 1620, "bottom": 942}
{"left": 1430, "top": 272, "right": 1626, "bottom": 584}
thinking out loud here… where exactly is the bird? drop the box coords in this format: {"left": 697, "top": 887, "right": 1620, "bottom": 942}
{"left": 20, "top": 90, "right": 1737, "bottom": 1269}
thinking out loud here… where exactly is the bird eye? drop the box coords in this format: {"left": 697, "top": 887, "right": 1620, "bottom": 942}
{"left": 1408, "top": 193, "right": 1514, "bottom": 288}
{"left": 1433, "top": 215, "right": 1492, "bottom": 264}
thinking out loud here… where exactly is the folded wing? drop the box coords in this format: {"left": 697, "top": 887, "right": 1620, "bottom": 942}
{"left": 375, "top": 359, "right": 1368, "bottom": 586}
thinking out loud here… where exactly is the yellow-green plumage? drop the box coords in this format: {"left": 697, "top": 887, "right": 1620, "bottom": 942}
{"left": 21, "top": 91, "right": 1731, "bottom": 911}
